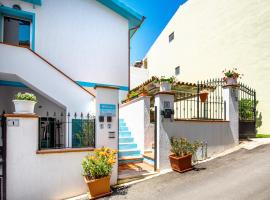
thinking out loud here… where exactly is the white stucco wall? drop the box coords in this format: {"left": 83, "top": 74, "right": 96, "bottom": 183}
{"left": 145, "top": 0, "right": 270, "bottom": 133}
{"left": 119, "top": 96, "right": 151, "bottom": 154}
{"left": 6, "top": 117, "right": 90, "bottom": 200}
{"left": 0, "top": 44, "right": 95, "bottom": 114}
{"left": 130, "top": 67, "right": 149, "bottom": 89}
{"left": 1, "top": 0, "right": 129, "bottom": 89}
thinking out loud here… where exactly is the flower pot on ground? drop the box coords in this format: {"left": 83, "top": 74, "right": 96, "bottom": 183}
{"left": 82, "top": 147, "right": 117, "bottom": 199}
{"left": 169, "top": 154, "right": 192, "bottom": 172}
{"left": 169, "top": 137, "right": 200, "bottom": 173}
{"left": 199, "top": 89, "right": 209, "bottom": 102}
{"left": 13, "top": 92, "right": 37, "bottom": 114}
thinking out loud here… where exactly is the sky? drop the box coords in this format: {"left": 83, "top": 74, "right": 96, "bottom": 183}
{"left": 121, "top": 0, "right": 188, "bottom": 64}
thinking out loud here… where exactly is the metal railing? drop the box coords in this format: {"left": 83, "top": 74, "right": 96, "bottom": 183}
{"left": 38, "top": 112, "right": 95, "bottom": 150}
{"left": 174, "top": 78, "right": 226, "bottom": 120}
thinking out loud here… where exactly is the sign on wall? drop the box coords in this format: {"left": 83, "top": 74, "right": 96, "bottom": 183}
{"left": 100, "top": 104, "right": 116, "bottom": 116}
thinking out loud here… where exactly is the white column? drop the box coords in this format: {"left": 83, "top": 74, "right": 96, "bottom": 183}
{"left": 154, "top": 92, "right": 175, "bottom": 170}
{"left": 95, "top": 86, "right": 119, "bottom": 185}
{"left": 223, "top": 85, "right": 239, "bottom": 144}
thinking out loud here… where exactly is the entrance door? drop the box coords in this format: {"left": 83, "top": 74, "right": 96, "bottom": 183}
{"left": 3, "top": 16, "right": 30, "bottom": 48}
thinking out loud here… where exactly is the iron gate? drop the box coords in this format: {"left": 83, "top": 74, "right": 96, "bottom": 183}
{"left": 238, "top": 83, "right": 256, "bottom": 138}
{"left": 0, "top": 113, "right": 6, "bottom": 200}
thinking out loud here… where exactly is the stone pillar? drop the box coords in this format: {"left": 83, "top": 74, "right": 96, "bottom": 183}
{"left": 154, "top": 92, "right": 175, "bottom": 170}
{"left": 95, "top": 86, "right": 119, "bottom": 185}
{"left": 223, "top": 85, "right": 239, "bottom": 144}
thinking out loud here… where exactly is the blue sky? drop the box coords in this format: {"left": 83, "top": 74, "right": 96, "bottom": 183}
{"left": 121, "top": 0, "right": 188, "bottom": 64}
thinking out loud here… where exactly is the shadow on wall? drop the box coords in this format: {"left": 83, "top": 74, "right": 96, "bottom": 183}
{"left": 160, "top": 120, "right": 235, "bottom": 170}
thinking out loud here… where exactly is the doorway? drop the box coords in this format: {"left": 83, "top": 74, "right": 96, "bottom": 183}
{"left": 3, "top": 16, "right": 30, "bottom": 48}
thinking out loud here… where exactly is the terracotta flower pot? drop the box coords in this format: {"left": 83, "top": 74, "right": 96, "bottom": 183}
{"left": 139, "top": 92, "right": 148, "bottom": 97}
{"left": 199, "top": 92, "right": 209, "bottom": 102}
{"left": 169, "top": 154, "right": 193, "bottom": 173}
{"left": 84, "top": 176, "right": 112, "bottom": 199}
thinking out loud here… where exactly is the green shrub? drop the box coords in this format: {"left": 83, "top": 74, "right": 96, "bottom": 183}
{"left": 14, "top": 92, "right": 37, "bottom": 102}
{"left": 170, "top": 137, "right": 200, "bottom": 157}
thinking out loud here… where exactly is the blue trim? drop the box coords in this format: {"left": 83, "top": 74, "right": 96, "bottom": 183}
{"left": 0, "top": 6, "right": 36, "bottom": 50}
{"left": 76, "top": 81, "right": 129, "bottom": 91}
{"left": 0, "top": 80, "right": 27, "bottom": 88}
{"left": 21, "top": 0, "right": 42, "bottom": 6}
{"left": 96, "top": 0, "right": 144, "bottom": 38}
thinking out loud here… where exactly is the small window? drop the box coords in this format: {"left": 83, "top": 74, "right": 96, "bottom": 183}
{"left": 175, "top": 66, "right": 180, "bottom": 75}
{"left": 169, "top": 32, "right": 174, "bottom": 42}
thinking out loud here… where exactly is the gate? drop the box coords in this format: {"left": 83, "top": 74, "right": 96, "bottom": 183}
{"left": 238, "top": 83, "right": 256, "bottom": 138}
{"left": 0, "top": 113, "right": 6, "bottom": 200}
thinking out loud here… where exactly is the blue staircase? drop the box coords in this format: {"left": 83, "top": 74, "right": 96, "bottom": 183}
{"left": 119, "top": 119, "right": 143, "bottom": 164}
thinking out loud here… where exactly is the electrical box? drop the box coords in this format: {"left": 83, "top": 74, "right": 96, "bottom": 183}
{"left": 7, "top": 119, "right": 19, "bottom": 127}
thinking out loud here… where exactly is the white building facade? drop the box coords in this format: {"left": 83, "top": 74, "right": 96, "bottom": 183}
{"left": 144, "top": 0, "right": 270, "bottom": 133}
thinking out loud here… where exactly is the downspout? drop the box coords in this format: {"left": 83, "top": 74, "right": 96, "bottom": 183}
{"left": 128, "top": 16, "right": 146, "bottom": 91}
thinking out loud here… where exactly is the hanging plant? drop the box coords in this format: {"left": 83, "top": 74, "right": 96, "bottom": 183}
{"left": 199, "top": 89, "right": 209, "bottom": 102}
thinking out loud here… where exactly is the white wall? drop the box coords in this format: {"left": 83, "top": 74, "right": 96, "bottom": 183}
{"left": 1, "top": 0, "right": 129, "bottom": 89}
{"left": 6, "top": 117, "right": 90, "bottom": 200}
{"left": 119, "top": 96, "right": 151, "bottom": 154}
{"left": 130, "top": 66, "right": 149, "bottom": 89}
{"left": 145, "top": 0, "right": 270, "bottom": 133}
{"left": 95, "top": 87, "right": 119, "bottom": 185}
{"left": 0, "top": 44, "right": 95, "bottom": 114}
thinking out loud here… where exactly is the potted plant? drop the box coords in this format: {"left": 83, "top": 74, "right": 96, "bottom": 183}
{"left": 222, "top": 68, "right": 243, "bottom": 85}
{"left": 169, "top": 137, "right": 200, "bottom": 173}
{"left": 139, "top": 86, "right": 148, "bottom": 97}
{"left": 82, "top": 147, "right": 117, "bottom": 199}
{"left": 199, "top": 89, "right": 209, "bottom": 102}
{"left": 155, "top": 76, "right": 175, "bottom": 92}
{"left": 13, "top": 92, "right": 37, "bottom": 114}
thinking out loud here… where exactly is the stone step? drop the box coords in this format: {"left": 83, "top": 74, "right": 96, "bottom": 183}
{"left": 118, "top": 156, "right": 143, "bottom": 165}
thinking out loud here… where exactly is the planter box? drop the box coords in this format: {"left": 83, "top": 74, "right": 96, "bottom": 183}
{"left": 84, "top": 176, "right": 112, "bottom": 199}
{"left": 169, "top": 154, "right": 193, "bottom": 173}
{"left": 13, "top": 100, "right": 36, "bottom": 114}
{"left": 160, "top": 82, "right": 171, "bottom": 91}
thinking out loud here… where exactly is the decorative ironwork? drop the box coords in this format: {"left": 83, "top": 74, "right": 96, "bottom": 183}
{"left": 38, "top": 112, "right": 95, "bottom": 150}
{"left": 174, "top": 78, "right": 226, "bottom": 120}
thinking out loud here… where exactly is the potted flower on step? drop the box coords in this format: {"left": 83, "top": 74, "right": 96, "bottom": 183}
{"left": 199, "top": 89, "right": 209, "bottom": 102}
{"left": 222, "top": 68, "right": 243, "bottom": 85}
{"left": 155, "top": 76, "right": 175, "bottom": 92}
{"left": 13, "top": 92, "right": 37, "bottom": 114}
{"left": 82, "top": 147, "right": 117, "bottom": 199}
{"left": 169, "top": 137, "right": 200, "bottom": 173}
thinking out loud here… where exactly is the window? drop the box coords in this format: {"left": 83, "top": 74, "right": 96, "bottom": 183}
{"left": 3, "top": 17, "right": 30, "bottom": 48}
{"left": 175, "top": 66, "right": 180, "bottom": 75}
{"left": 169, "top": 32, "right": 174, "bottom": 42}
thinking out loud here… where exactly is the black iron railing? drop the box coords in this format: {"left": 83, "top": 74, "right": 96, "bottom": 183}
{"left": 38, "top": 112, "right": 95, "bottom": 150}
{"left": 239, "top": 83, "right": 256, "bottom": 121}
{"left": 174, "top": 78, "right": 226, "bottom": 120}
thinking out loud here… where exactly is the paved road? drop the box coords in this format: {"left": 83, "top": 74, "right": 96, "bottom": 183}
{"left": 105, "top": 144, "right": 270, "bottom": 200}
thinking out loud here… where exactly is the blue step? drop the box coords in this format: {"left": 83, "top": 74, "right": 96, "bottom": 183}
{"left": 119, "top": 150, "right": 141, "bottom": 157}
{"left": 119, "top": 122, "right": 126, "bottom": 127}
{"left": 119, "top": 157, "right": 144, "bottom": 165}
{"left": 119, "top": 131, "right": 131, "bottom": 137}
{"left": 119, "top": 143, "right": 137, "bottom": 150}
{"left": 119, "top": 137, "right": 134, "bottom": 143}
{"left": 119, "top": 119, "right": 125, "bottom": 123}
{"left": 119, "top": 127, "right": 128, "bottom": 131}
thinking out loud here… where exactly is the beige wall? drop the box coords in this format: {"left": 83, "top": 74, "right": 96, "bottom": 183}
{"left": 146, "top": 0, "right": 270, "bottom": 133}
